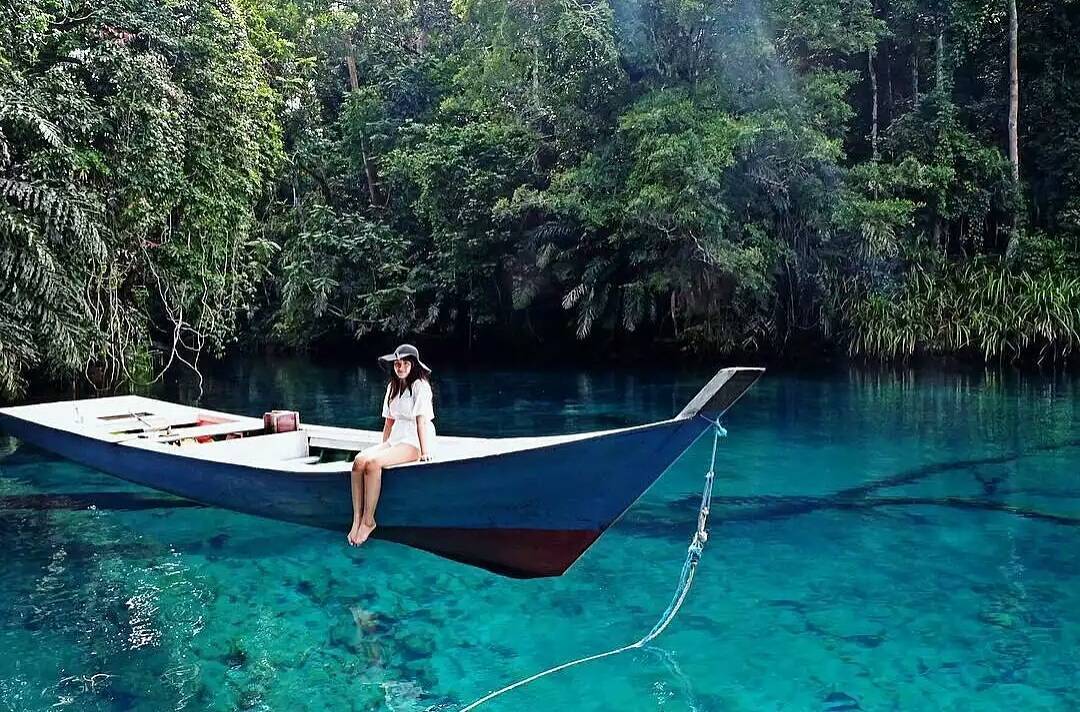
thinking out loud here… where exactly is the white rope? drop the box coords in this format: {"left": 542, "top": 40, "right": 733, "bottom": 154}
{"left": 459, "top": 418, "right": 727, "bottom": 711}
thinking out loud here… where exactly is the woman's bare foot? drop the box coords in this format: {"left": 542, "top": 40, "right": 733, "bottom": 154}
{"left": 347, "top": 521, "right": 362, "bottom": 546}
{"left": 355, "top": 519, "right": 377, "bottom": 545}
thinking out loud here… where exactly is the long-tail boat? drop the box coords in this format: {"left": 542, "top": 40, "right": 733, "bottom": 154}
{"left": 0, "top": 367, "right": 763, "bottom": 577}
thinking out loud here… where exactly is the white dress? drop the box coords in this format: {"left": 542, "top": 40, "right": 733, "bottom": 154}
{"left": 379, "top": 380, "right": 436, "bottom": 453}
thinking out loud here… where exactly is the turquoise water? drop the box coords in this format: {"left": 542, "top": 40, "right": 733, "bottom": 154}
{"left": 2, "top": 360, "right": 1079, "bottom": 711}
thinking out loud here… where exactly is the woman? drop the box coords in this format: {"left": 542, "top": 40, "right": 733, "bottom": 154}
{"left": 348, "top": 344, "right": 435, "bottom": 546}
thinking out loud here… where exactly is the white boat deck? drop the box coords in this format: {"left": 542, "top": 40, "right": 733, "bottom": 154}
{"left": 0, "top": 394, "right": 650, "bottom": 472}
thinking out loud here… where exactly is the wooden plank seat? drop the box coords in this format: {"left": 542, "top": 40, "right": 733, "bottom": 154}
{"left": 145, "top": 419, "right": 265, "bottom": 444}
{"left": 173, "top": 431, "right": 308, "bottom": 461}
{"left": 99, "top": 414, "right": 197, "bottom": 437}
{"left": 307, "top": 434, "right": 380, "bottom": 451}
{"left": 284, "top": 455, "right": 321, "bottom": 464}
{"left": 304, "top": 423, "right": 380, "bottom": 452}
{"left": 99, "top": 410, "right": 257, "bottom": 442}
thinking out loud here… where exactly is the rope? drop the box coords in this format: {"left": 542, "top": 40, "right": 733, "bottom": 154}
{"left": 459, "top": 418, "right": 727, "bottom": 711}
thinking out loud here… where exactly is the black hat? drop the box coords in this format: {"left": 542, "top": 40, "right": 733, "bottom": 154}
{"left": 377, "top": 344, "right": 432, "bottom": 374}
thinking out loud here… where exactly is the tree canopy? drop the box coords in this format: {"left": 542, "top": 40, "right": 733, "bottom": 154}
{"left": 2, "top": 0, "right": 1079, "bottom": 397}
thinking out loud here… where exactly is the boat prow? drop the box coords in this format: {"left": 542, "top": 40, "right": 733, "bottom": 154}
{"left": 0, "top": 367, "right": 764, "bottom": 577}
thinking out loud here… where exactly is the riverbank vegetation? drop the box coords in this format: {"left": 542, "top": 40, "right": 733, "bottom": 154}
{"left": 2, "top": 0, "right": 1079, "bottom": 397}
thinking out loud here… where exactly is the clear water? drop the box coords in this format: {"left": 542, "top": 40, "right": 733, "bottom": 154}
{"left": 2, "top": 359, "right": 1079, "bottom": 711}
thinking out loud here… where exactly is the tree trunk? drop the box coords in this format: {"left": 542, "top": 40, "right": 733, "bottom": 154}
{"left": 345, "top": 39, "right": 359, "bottom": 91}
{"left": 1006, "top": 0, "right": 1021, "bottom": 253}
{"left": 530, "top": 0, "right": 541, "bottom": 115}
{"left": 886, "top": 42, "right": 894, "bottom": 126}
{"left": 1008, "top": 0, "right": 1019, "bottom": 184}
{"left": 345, "top": 37, "right": 381, "bottom": 206}
{"left": 360, "top": 140, "right": 380, "bottom": 207}
{"left": 935, "top": 27, "right": 945, "bottom": 92}
{"left": 912, "top": 44, "right": 919, "bottom": 106}
{"left": 869, "top": 48, "right": 879, "bottom": 160}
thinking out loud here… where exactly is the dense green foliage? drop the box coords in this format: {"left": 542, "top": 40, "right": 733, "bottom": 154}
{"left": 2, "top": 0, "right": 1079, "bottom": 396}
{"left": 0, "top": 0, "right": 281, "bottom": 396}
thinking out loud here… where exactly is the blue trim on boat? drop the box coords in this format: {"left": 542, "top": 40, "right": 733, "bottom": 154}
{"left": 0, "top": 411, "right": 707, "bottom": 571}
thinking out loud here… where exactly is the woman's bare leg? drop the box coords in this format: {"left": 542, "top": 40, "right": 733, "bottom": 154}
{"left": 348, "top": 445, "right": 388, "bottom": 545}
{"left": 348, "top": 453, "right": 370, "bottom": 545}
{"left": 356, "top": 444, "right": 419, "bottom": 545}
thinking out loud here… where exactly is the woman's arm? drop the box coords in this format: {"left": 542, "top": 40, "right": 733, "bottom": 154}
{"left": 381, "top": 418, "right": 393, "bottom": 444}
{"left": 416, "top": 416, "right": 431, "bottom": 460}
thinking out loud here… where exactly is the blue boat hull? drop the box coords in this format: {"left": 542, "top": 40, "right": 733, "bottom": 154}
{"left": 0, "top": 411, "right": 706, "bottom": 577}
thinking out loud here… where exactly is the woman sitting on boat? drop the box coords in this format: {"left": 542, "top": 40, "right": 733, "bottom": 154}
{"left": 348, "top": 344, "right": 436, "bottom": 546}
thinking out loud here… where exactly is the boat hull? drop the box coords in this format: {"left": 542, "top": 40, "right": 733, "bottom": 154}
{"left": 0, "top": 411, "right": 705, "bottom": 577}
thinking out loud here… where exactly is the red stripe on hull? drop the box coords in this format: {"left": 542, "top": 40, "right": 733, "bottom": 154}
{"left": 374, "top": 526, "right": 601, "bottom": 578}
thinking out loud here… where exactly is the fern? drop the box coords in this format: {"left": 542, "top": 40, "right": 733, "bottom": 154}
{"left": 562, "top": 282, "right": 587, "bottom": 309}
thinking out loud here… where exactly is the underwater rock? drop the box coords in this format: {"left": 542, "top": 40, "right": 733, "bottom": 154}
{"left": 767, "top": 598, "right": 810, "bottom": 614}
{"left": 237, "top": 688, "right": 263, "bottom": 710}
{"left": 486, "top": 642, "right": 517, "bottom": 660}
{"left": 224, "top": 644, "right": 247, "bottom": 670}
{"left": 843, "top": 632, "right": 886, "bottom": 649}
{"left": 823, "top": 690, "right": 862, "bottom": 711}
{"left": 106, "top": 688, "right": 137, "bottom": 709}
{"left": 396, "top": 630, "right": 435, "bottom": 663}
{"left": 553, "top": 597, "right": 585, "bottom": 616}
{"left": 974, "top": 470, "right": 1007, "bottom": 495}
{"left": 349, "top": 604, "right": 375, "bottom": 626}
{"left": 979, "top": 609, "right": 1018, "bottom": 628}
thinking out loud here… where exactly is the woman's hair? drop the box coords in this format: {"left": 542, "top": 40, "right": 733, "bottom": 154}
{"left": 388, "top": 356, "right": 428, "bottom": 401}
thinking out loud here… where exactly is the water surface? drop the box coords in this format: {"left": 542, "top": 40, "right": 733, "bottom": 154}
{"left": 1, "top": 360, "right": 1078, "bottom": 710}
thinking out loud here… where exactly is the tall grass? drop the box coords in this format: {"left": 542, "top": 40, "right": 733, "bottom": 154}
{"left": 838, "top": 260, "right": 1080, "bottom": 364}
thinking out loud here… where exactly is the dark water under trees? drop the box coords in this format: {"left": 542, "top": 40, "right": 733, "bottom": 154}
{"left": 1, "top": 359, "right": 1079, "bottom": 710}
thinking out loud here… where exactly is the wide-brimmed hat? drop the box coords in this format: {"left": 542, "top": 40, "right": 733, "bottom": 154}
{"left": 377, "top": 344, "right": 432, "bottom": 374}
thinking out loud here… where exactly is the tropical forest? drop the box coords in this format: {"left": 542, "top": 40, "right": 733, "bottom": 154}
{"left": 2, "top": 0, "right": 1078, "bottom": 398}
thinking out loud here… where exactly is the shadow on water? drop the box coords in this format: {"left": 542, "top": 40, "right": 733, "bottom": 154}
{"left": 835, "top": 437, "right": 1080, "bottom": 498}
{"left": 0, "top": 492, "right": 205, "bottom": 512}
{"left": 5, "top": 434, "right": 1080, "bottom": 539}
{"left": 625, "top": 434, "right": 1080, "bottom": 540}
